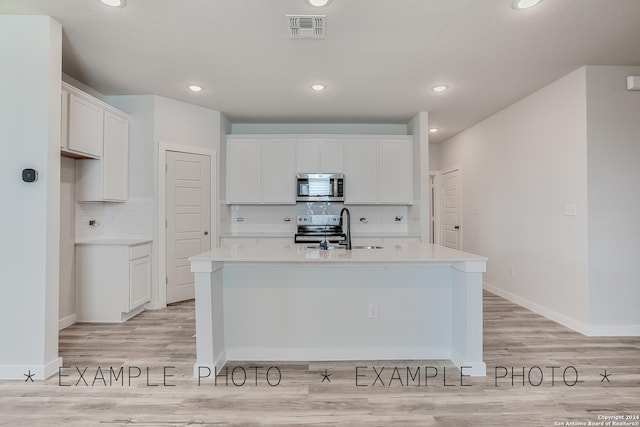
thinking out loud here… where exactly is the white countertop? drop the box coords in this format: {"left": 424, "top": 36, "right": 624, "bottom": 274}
{"left": 75, "top": 238, "right": 152, "bottom": 246}
{"left": 219, "top": 232, "right": 421, "bottom": 239}
{"left": 191, "top": 243, "right": 487, "bottom": 265}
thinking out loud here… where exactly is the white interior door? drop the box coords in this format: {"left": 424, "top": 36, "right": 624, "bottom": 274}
{"left": 166, "top": 151, "right": 211, "bottom": 304}
{"left": 441, "top": 169, "right": 461, "bottom": 250}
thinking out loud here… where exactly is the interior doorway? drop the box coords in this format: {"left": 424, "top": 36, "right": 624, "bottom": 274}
{"left": 441, "top": 168, "right": 462, "bottom": 250}
{"left": 165, "top": 150, "right": 212, "bottom": 304}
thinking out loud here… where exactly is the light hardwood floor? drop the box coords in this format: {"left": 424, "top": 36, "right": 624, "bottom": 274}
{"left": 1, "top": 291, "right": 638, "bottom": 426}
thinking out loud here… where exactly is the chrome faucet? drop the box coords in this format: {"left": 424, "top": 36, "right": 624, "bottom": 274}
{"left": 340, "top": 207, "right": 352, "bottom": 250}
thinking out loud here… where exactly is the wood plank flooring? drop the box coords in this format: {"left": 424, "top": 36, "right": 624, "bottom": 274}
{"left": 1, "top": 291, "right": 639, "bottom": 426}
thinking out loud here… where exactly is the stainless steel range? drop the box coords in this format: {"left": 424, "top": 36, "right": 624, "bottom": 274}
{"left": 294, "top": 214, "right": 346, "bottom": 244}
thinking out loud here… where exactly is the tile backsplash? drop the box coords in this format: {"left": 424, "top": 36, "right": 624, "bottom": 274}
{"left": 76, "top": 197, "right": 154, "bottom": 241}
{"left": 229, "top": 203, "right": 410, "bottom": 233}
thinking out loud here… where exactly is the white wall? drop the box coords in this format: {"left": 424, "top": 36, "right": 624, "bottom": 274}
{"left": 429, "top": 143, "right": 441, "bottom": 171}
{"left": 155, "top": 96, "right": 223, "bottom": 150}
{"left": 439, "top": 68, "right": 590, "bottom": 331}
{"left": 585, "top": 66, "right": 640, "bottom": 334}
{"left": 0, "top": 16, "right": 63, "bottom": 379}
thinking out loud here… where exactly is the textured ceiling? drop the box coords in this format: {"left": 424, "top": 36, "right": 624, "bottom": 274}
{"left": 2, "top": 0, "right": 640, "bottom": 142}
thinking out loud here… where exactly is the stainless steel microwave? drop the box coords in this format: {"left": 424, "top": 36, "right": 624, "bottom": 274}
{"left": 296, "top": 173, "right": 344, "bottom": 202}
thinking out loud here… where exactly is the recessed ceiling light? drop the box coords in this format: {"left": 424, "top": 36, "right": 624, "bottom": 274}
{"left": 432, "top": 85, "right": 449, "bottom": 93}
{"left": 429, "top": 128, "right": 439, "bottom": 133}
{"left": 188, "top": 85, "right": 203, "bottom": 92}
{"left": 99, "top": 0, "right": 126, "bottom": 7}
{"left": 512, "top": 0, "right": 542, "bottom": 10}
{"left": 307, "top": 0, "right": 331, "bottom": 7}
{"left": 311, "top": 84, "right": 326, "bottom": 91}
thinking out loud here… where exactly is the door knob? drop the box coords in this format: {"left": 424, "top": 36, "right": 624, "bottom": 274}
{"left": 204, "top": 231, "right": 209, "bottom": 236}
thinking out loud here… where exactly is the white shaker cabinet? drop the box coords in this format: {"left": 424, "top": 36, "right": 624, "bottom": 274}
{"left": 64, "top": 92, "right": 103, "bottom": 159}
{"left": 344, "top": 139, "right": 379, "bottom": 203}
{"left": 226, "top": 138, "right": 262, "bottom": 203}
{"left": 379, "top": 139, "right": 414, "bottom": 204}
{"left": 76, "top": 241, "right": 152, "bottom": 323}
{"left": 226, "top": 137, "right": 296, "bottom": 204}
{"left": 62, "top": 82, "right": 130, "bottom": 202}
{"left": 262, "top": 139, "right": 296, "bottom": 203}
{"left": 75, "top": 110, "right": 129, "bottom": 202}
{"left": 297, "top": 138, "right": 344, "bottom": 173}
{"left": 344, "top": 137, "right": 413, "bottom": 205}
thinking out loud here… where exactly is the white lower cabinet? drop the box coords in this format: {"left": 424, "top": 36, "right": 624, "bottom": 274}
{"left": 76, "top": 241, "right": 152, "bottom": 323}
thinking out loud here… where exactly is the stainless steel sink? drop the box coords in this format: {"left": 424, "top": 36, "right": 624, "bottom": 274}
{"left": 352, "top": 245, "right": 384, "bottom": 250}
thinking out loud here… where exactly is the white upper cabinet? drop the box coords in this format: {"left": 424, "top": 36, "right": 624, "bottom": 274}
{"left": 297, "top": 138, "right": 344, "bottom": 173}
{"left": 226, "top": 137, "right": 296, "bottom": 204}
{"left": 262, "top": 139, "right": 296, "bottom": 203}
{"left": 65, "top": 82, "right": 130, "bottom": 202}
{"left": 75, "top": 110, "right": 129, "bottom": 202}
{"left": 345, "top": 139, "right": 379, "bottom": 204}
{"left": 379, "top": 139, "right": 414, "bottom": 204}
{"left": 344, "top": 137, "right": 413, "bottom": 205}
{"left": 66, "top": 92, "right": 104, "bottom": 158}
{"left": 226, "top": 134, "right": 412, "bottom": 205}
{"left": 226, "top": 138, "right": 262, "bottom": 203}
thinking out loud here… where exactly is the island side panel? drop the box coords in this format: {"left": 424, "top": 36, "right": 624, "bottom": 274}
{"left": 450, "top": 265, "right": 486, "bottom": 376}
{"left": 192, "top": 261, "right": 226, "bottom": 377}
{"left": 222, "top": 264, "right": 453, "bottom": 361}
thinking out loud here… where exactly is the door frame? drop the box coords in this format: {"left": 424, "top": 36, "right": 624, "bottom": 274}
{"left": 439, "top": 166, "right": 463, "bottom": 250}
{"left": 158, "top": 141, "right": 217, "bottom": 308}
{"left": 428, "top": 171, "right": 442, "bottom": 245}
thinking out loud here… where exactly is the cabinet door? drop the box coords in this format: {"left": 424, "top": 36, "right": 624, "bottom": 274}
{"left": 227, "top": 139, "right": 262, "bottom": 203}
{"left": 129, "top": 255, "right": 151, "bottom": 311}
{"left": 321, "top": 139, "right": 345, "bottom": 173}
{"left": 345, "top": 139, "right": 378, "bottom": 204}
{"left": 103, "top": 111, "right": 129, "bottom": 201}
{"left": 297, "top": 139, "right": 321, "bottom": 173}
{"left": 297, "top": 138, "right": 344, "bottom": 173}
{"left": 379, "top": 139, "right": 413, "bottom": 204}
{"left": 68, "top": 94, "right": 103, "bottom": 158}
{"left": 262, "top": 139, "right": 296, "bottom": 204}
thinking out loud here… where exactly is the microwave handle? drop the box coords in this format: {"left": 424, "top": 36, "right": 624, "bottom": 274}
{"left": 333, "top": 178, "right": 338, "bottom": 197}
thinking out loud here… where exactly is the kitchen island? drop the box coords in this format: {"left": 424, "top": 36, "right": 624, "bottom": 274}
{"left": 190, "top": 243, "right": 488, "bottom": 376}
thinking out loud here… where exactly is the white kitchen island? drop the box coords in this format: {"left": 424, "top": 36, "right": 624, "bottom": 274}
{"left": 190, "top": 243, "right": 488, "bottom": 376}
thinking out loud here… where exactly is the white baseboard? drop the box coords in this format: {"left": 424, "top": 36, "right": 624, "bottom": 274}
{"left": 58, "top": 314, "right": 76, "bottom": 330}
{"left": 194, "top": 350, "right": 227, "bottom": 379}
{"left": 585, "top": 324, "right": 640, "bottom": 337}
{"left": 0, "top": 357, "right": 63, "bottom": 380}
{"left": 484, "top": 282, "right": 640, "bottom": 337}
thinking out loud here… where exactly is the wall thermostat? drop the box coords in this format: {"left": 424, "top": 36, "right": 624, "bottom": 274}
{"left": 22, "top": 168, "right": 38, "bottom": 183}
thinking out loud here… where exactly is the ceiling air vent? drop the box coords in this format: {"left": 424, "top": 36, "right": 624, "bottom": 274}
{"left": 287, "top": 15, "right": 325, "bottom": 39}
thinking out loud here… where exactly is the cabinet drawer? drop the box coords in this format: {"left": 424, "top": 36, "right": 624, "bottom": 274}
{"left": 130, "top": 243, "right": 152, "bottom": 260}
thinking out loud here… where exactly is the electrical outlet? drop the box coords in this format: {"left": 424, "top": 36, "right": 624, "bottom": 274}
{"left": 368, "top": 303, "right": 379, "bottom": 319}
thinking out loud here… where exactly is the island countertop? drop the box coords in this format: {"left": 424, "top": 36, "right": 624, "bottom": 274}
{"left": 190, "top": 242, "right": 488, "bottom": 377}
{"left": 190, "top": 243, "right": 487, "bottom": 268}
